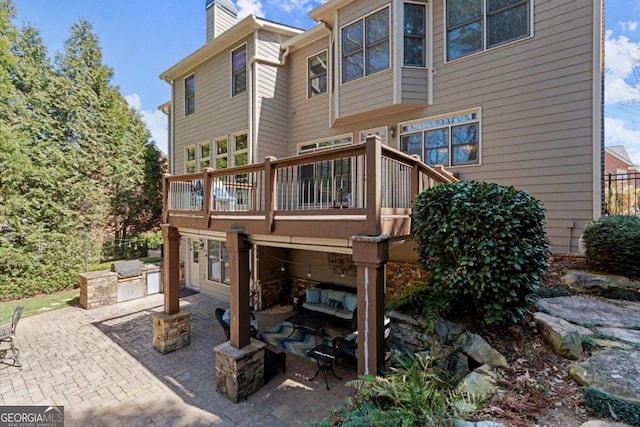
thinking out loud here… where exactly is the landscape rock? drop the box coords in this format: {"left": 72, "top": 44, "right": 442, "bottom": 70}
{"left": 456, "top": 332, "right": 508, "bottom": 368}
{"left": 580, "top": 420, "right": 634, "bottom": 427}
{"left": 562, "top": 270, "right": 640, "bottom": 296}
{"left": 435, "top": 318, "right": 466, "bottom": 344}
{"left": 594, "top": 327, "right": 640, "bottom": 345}
{"left": 570, "top": 348, "right": 640, "bottom": 404}
{"left": 538, "top": 296, "right": 640, "bottom": 329}
{"left": 454, "top": 420, "right": 507, "bottom": 427}
{"left": 456, "top": 364, "right": 503, "bottom": 400}
{"left": 533, "top": 312, "right": 584, "bottom": 359}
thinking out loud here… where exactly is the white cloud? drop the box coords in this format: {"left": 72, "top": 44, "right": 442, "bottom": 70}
{"left": 237, "top": 0, "right": 264, "bottom": 19}
{"left": 125, "top": 93, "right": 169, "bottom": 155}
{"left": 268, "top": 0, "right": 323, "bottom": 14}
{"left": 605, "top": 117, "right": 640, "bottom": 165}
{"left": 620, "top": 21, "right": 639, "bottom": 33}
{"left": 605, "top": 31, "right": 640, "bottom": 104}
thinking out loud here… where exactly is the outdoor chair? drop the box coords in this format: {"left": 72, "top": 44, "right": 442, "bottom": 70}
{"left": 0, "top": 306, "right": 24, "bottom": 368}
{"left": 215, "top": 307, "right": 258, "bottom": 340}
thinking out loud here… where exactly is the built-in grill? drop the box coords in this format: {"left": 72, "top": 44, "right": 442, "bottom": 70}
{"left": 111, "top": 260, "right": 143, "bottom": 279}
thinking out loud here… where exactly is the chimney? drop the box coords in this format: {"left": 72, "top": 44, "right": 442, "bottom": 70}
{"left": 206, "top": 0, "right": 238, "bottom": 42}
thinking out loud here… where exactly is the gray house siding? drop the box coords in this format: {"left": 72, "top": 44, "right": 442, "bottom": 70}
{"left": 255, "top": 30, "right": 290, "bottom": 161}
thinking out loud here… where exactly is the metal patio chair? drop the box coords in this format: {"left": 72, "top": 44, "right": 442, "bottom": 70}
{"left": 0, "top": 306, "right": 24, "bottom": 367}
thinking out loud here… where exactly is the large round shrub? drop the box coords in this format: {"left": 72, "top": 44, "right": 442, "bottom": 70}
{"left": 413, "top": 181, "right": 551, "bottom": 325}
{"left": 582, "top": 215, "right": 640, "bottom": 278}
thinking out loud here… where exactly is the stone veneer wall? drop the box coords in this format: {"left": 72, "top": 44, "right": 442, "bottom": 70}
{"left": 385, "top": 262, "right": 426, "bottom": 303}
{"left": 258, "top": 279, "right": 291, "bottom": 310}
{"left": 152, "top": 310, "right": 191, "bottom": 354}
{"left": 214, "top": 339, "right": 265, "bottom": 403}
{"left": 79, "top": 270, "right": 118, "bottom": 309}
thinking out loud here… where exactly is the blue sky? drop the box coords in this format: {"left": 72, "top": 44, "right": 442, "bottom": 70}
{"left": 11, "top": 0, "right": 640, "bottom": 165}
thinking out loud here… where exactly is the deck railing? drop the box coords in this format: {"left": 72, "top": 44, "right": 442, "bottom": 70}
{"left": 605, "top": 172, "right": 640, "bottom": 216}
{"left": 162, "top": 137, "right": 458, "bottom": 234}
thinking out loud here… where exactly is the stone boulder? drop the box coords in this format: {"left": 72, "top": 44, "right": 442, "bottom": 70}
{"left": 562, "top": 270, "right": 640, "bottom": 297}
{"left": 532, "top": 312, "right": 585, "bottom": 360}
{"left": 570, "top": 348, "right": 640, "bottom": 404}
{"left": 456, "top": 332, "right": 508, "bottom": 368}
{"left": 456, "top": 364, "right": 504, "bottom": 400}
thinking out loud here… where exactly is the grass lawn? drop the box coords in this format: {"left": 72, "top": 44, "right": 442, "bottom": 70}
{"left": 0, "top": 288, "right": 80, "bottom": 321}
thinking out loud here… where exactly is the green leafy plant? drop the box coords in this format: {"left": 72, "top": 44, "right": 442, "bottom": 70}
{"left": 413, "top": 181, "right": 551, "bottom": 325}
{"left": 386, "top": 278, "right": 451, "bottom": 335}
{"left": 582, "top": 387, "right": 640, "bottom": 426}
{"left": 582, "top": 215, "right": 640, "bottom": 278}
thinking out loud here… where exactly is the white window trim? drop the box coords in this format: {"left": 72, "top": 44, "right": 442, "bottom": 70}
{"left": 360, "top": 126, "right": 389, "bottom": 145}
{"left": 184, "top": 73, "right": 196, "bottom": 117}
{"left": 307, "top": 49, "right": 329, "bottom": 100}
{"left": 443, "top": 0, "right": 534, "bottom": 64}
{"left": 398, "top": 107, "right": 482, "bottom": 168}
{"left": 232, "top": 131, "right": 249, "bottom": 167}
{"left": 297, "top": 133, "right": 354, "bottom": 154}
{"left": 402, "top": 1, "right": 428, "bottom": 69}
{"left": 213, "top": 135, "right": 229, "bottom": 170}
{"left": 185, "top": 144, "right": 197, "bottom": 173}
{"left": 340, "top": 5, "right": 392, "bottom": 85}
{"left": 231, "top": 43, "right": 248, "bottom": 97}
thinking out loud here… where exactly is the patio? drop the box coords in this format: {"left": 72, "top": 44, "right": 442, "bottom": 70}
{"left": 0, "top": 292, "right": 357, "bottom": 426}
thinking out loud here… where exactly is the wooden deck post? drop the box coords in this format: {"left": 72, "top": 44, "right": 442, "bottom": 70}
{"left": 365, "top": 135, "right": 382, "bottom": 236}
{"left": 227, "top": 229, "right": 252, "bottom": 349}
{"left": 352, "top": 235, "right": 389, "bottom": 376}
{"left": 161, "top": 224, "right": 181, "bottom": 315}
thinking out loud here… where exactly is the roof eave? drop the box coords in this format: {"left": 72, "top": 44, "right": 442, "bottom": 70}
{"left": 309, "top": 0, "right": 355, "bottom": 23}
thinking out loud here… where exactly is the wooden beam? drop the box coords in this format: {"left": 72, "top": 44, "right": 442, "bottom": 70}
{"left": 161, "top": 224, "right": 181, "bottom": 315}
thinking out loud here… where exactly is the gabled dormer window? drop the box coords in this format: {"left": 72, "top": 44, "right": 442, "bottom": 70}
{"left": 232, "top": 45, "right": 247, "bottom": 96}
{"left": 185, "top": 75, "right": 195, "bottom": 116}
{"left": 342, "top": 7, "right": 390, "bottom": 83}
{"left": 446, "top": 0, "right": 531, "bottom": 61}
{"left": 308, "top": 50, "right": 328, "bottom": 98}
{"left": 404, "top": 3, "right": 426, "bottom": 67}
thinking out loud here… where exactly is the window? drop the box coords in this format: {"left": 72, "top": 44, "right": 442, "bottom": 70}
{"left": 359, "top": 126, "right": 389, "bottom": 145}
{"left": 233, "top": 133, "right": 248, "bottom": 167}
{"left": 214, "top": 137, "right": 228, "bottom": 169}
{"left": 298, "top": 135, "right": 354, "bottom": 207}
{"left": 232, "top": 45, "right": 247, "bottom": 96}
{"left": 342, "top": 7, "right": 390, "bottom": 83}
{"left": 199, "top": 142, "right": 211, "bottom": 170}
{"left": 404, "top": 3, "right": 426, "bottom": 66}
{"left": 207, "top": 239, "right": 230, "bottom": 284}
{"left": 185, "top": 75, "right": 195, "bottom": 116}
{"left": 185, "top": 145, "right": 196, "bottom": 173}
{"left": 446, "top": 0, "right": 530, "bottom": 61}
{"left": 308, "top": 51, "right": 328, "bottom": 98}
{"left": 399, "top": 110, "right": 480, "bottom": 166}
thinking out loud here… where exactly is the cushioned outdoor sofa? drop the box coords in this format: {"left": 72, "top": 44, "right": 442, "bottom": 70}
{"left": 298, "top": 283, "right": 357, "bottom": 329}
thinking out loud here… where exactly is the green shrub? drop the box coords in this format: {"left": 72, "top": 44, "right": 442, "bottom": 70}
{"left": 582, "top": 215, "right": 640, "bottom": 278}
{"left": 413, "top": 181, "right": 551, "bottom": 325}
{"left": 582, "top": 387, "right": 640, "bottom": 426}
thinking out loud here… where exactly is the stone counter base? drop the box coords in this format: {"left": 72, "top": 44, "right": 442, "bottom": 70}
{"left": 214, "top": 339, "right": 265, "bottom": 403}
{"left": 152, "top": 311, "right": 191, "bottom": 354}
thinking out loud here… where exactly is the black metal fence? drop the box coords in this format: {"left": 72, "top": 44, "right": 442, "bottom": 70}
{"left": 605, "top": 172, "right": 640, "bottom": 215}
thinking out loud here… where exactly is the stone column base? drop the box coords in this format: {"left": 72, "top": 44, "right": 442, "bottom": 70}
{"left": 214, "top": 339, "right": 265, "bottom": 403}
{"left": 152, "top": 310, "right": 191, "bottom": 354}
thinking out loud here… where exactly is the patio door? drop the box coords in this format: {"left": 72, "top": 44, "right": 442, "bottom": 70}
{"left": 186, "top": 238, "right": 202, "bottom": 291}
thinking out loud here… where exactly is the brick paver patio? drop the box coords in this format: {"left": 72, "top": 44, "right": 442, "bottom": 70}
{"left": 0, "top": 293, "right": 358, "bottom": 426}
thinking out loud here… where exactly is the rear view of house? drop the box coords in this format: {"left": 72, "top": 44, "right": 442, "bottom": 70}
{"left": 156, "top": 0, "right": 603, "bottom": 380}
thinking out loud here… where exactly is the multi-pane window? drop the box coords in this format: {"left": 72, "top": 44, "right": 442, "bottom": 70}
{"left": 232, "top": 45, "right": 247, "bottom": 96}
{"left": 446, "top": 0, "right": 530, "bottom": 61}
{"left": 308, "top": 51, "right": 328, "bottom": 98}
{"left": 399, "top": 110, "right": 480, "bottom": 166}
{"left": 404, "top": 3, "right": 426, "bottom": 66}
{"left": 233, "top": 133, "right": 248, "bottom": 167}
{"left": 342, "top": 7, "right": 390, "bottom": 83}
{"left": 359, "top": 126, "right": 389, "bottom": 145}
{"left": 185, "top": 146, "right": 196, "bottom": 173}
{"left": 214, "top": 137, "right": 228, "bottom": 170}
{"left": 207, "top": 239, "right": 230, "bottom": 284}
{"left": 199, "top": 142, "right": 211, "bottom": 170}
{"left": 185, "top": 75, "right": 195, "bottom": 116}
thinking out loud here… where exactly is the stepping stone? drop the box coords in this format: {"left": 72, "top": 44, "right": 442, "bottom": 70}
{"left": 538, "top": 296, "right": 640, "bottom": 329}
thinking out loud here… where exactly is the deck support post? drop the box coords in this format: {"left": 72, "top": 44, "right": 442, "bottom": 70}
{"left": 227, "top": 229, "right": 252, "bottom": 349}
{"left": 353, "top": 235, "right": 389, "bottom": 376}
{"left": 161, "top": 224, "right": 181, "bottom": 315}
